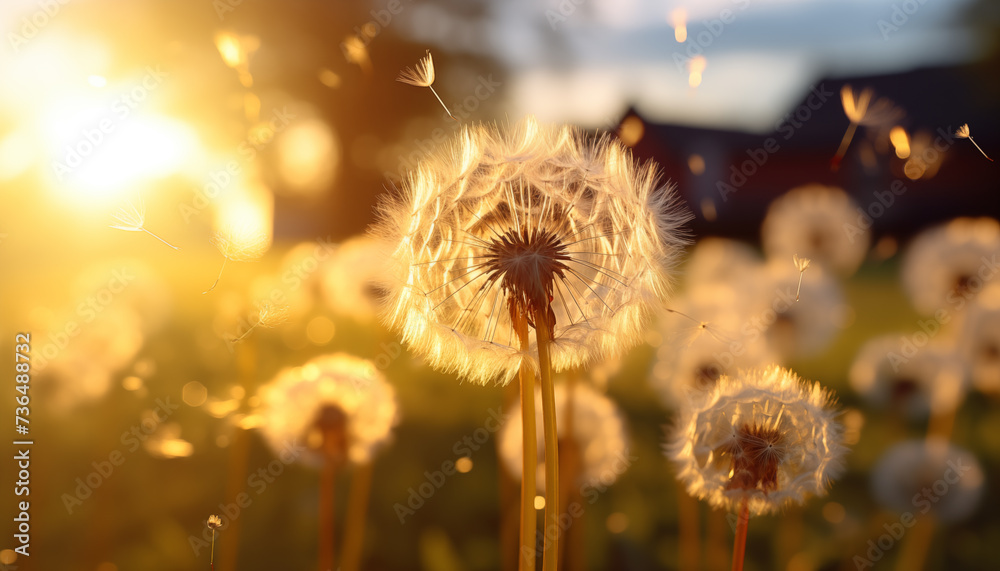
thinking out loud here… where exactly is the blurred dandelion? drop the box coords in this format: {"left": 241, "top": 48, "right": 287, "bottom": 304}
{"left": 229, "top": 301, "right": 288, "bottom": 344}
{"left": 849, "top": 335, "right": 968, "bottom": 420}
{"left": 320, "top": 235, "right": 384, "bottom": 323}
{"left": 203, "top": 226, "right": 270, "bottom": 294}
{"left": 901, "top": 217, "right": 1000, "bottom": 315}
{"left": 396, "top": 50, "right": 457, "bottom": 121}
{"left": 500, "top": 382, "right": 629, "bottom": 491}
{"left": 832, "top": 85, "right": 903, "bottom": 169}
{"left": 374, "top": 115, "right": 689, "bottom": 571}
{"left": 257, "top": 353, "right": 398, "bottom": 571}
{"left": 961, "top": 294, "right": 1000, "bottom": 394}
{"left": 110, "top": 198, "right": 179, "bottom": 250}
{"left": 761, "top": 185, "right": 869, "bottom": 277}
{"left": 207, "top": 514, "right": 222, "bottom": 570}
{"left": 667, "top": 365, "right": 846, "bottom": 571}
{"left": 793, "top": 255, "right": 810, "bottom": 301}
{"left": 871, "top": 439, "right": 984, "bottom": 523}
{"left": 955, "top": 123, "right": 993, "bottom": 161}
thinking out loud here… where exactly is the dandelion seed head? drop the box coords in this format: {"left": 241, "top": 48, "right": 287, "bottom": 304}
{"left": 373, "top": 116, "right": 690, "bottom": 385}
{"left": 762, "top": 185, "right": 868, "bottom": 277}
{"left": 840, "top": 85, "right": 903, "bottom": 127}
{"left": 872, "top": 439, "right": 984, "bottom": 523}
{"left": 961, "top": 297, "right": 1000, "bottom": 394}
{"left": 211, "top": 226, "right": 270, "bottom": 262}
{"left": 902, "top": 217, "right": 1000, "bottom": 315}
{"left": 955, "top": 124, "right": 971, "bottom": 139}
{"left": 321, "top": 235, "right": 395, "bottom": 323}
{"left": 396, "top": 50, "right": 435, "bottom": 87}
{"left": 793, "top": 254, "right": 811, "bottom": 273}
{"left": 207, "top": 514, "right": 223, "bottom": 530}
{"left": 500, "top": 382, "right": 629, "bottom": 492}
{"left": 110, "top": 199, "right": 146, "bottom": 231}
{"left": 666, "top": 365, "right": 847, "bottom": 515}
{"left": 651, "top": 294, "right": 776, "bottom": 409}
{"left": 256, "top": 353, "right": 398, "bottom": 466}
{"left": 849, "top": 335, "right": 968, "bottom": 419}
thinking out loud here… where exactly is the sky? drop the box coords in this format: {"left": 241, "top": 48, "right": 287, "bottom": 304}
{"left": 397, "top": 0, "right": 985, "bottom": 132}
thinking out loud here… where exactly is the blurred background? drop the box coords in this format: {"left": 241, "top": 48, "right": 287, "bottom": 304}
{"left": 0, "top": 0, "right": 998, "bottom": 569}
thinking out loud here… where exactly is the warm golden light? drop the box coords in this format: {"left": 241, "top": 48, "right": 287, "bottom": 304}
{"left": 890, "top": 125, "right": 910, "bottom": 158}
{"left": 87, "top": 75, "right": 107, "bottom": 88}
{"left": 275, "top": 118, "right": 340, "bottom": 196}
{"left": 700, "top": 197, "right": 717, "bottom": 221}
{"left": 688, "top": 56, "right": 706, "bottom": 88}
{"left": 456, "top": 457, "right": 473, "bottom": 473}
{"left": 671, "top": 8, "right": 688, "bottom": 42}
{"left": 617, "top": 116, "right": 644, "bottom": 147}
{"left": 688, "top": 153, "right": 705, "bottom": 175}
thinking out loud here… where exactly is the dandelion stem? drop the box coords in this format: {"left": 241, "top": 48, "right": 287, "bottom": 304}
{"left": 831, "top": 122, "right": 858, "bottom": 170}
{"left": 969, "top": 137, "right": 994, "bottom": 162}
{"left": 141, "top": 227, "right": 180, "bottom": 250}
{"left": 428, "top": 85, "right": 458, "bottom": 122}
{"left": 514, "top": 308, "right": 538, "bottom": 571}
{"left": 210, "top": 530, "right": 216, "bottom": 570}
{"left": 319, "top": 441, "right": 339, "bottom": 571}
{"left": 534, "top": 306, "right": 560, "bottom": 571}
{"left": 731, "top": 498, "right": 750, "bottom": 571}
{"left": 795, "top": 271, "right": 805, "bottom": 302}
{"left": 204, "top": 256, "right": 229, "bottom": 294}
{"left": 341, "top": 462, "right": 373, "bottom": 571}
{"left": 678, "top": 489, "right": 700, "bottom": 571}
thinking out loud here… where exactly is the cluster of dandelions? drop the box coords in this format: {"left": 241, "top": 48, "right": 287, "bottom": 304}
{"left": 374, "top": 114, "right": 689, "bottom": 571}
{"left": 667, "top": 366, "right": 846, "bottom": 516}
{"left": 374, "top": 115, "right": 690, "bottom": 385}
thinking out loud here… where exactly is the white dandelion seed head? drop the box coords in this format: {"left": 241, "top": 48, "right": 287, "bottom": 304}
{"left": 320, "top": 235, "right": 385, "bottom": 323}
{"left": 958, "top": 287, "right": 1000, "bottom": 394}
{"left": 871, "top": 439, "right": 984, "bottom": 524}
{"left": 902, "top": 217, "right": 1000, "bottom": 315}
{"left": 666, "top": 365, "right": 847, "bottom": 515}
{"left": 256, "top": 353, "right": 399, "bottom": 466}
{"left": 499, "top": 382, "right": 630, "bottom": 493}
{"left": 749, "top": 258, "right": 845, "bottom": 359}
{"left": 849, "top": 335, "right": 969, "bottom": 419}
{"left": 761, "top": 184, "right": 870, "bottom": 277}
{"left": 684, "top": 237, "right": 763, "bottom": 286}
{"left": 650, "top": 289, "right": 776, "bottom": 409}
{"left": 372, "top": 116, "right": 691, "bottom": 385}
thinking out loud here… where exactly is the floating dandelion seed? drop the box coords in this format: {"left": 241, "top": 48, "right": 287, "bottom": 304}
{"left": 229, "top": 301, "right": 288, "bottom": 344}
{"left": 667, "top": 365, "right": 847, "bottom": 571}
{"left": 396, "top": 50, "right": 457, "bottom": 122}
{"left": 110, "top": 198, "right": 179, "bottom": 250}
{"left": 374, "top": 115, "right": 689, "bottom": 571}
{"left": 955, "top": 123, "right": 993, "bottom": 161}
{"left": 793, "top": 255, "right": 810, "bottom": 301}
{"left": 203, "top": 227, "right": 270, "bottom": 294}
{"left": 832, "top": 85, "right": 903, "bottom": 169}
{"left": 207, "top": 514, "right": 222, "bottom": 570}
